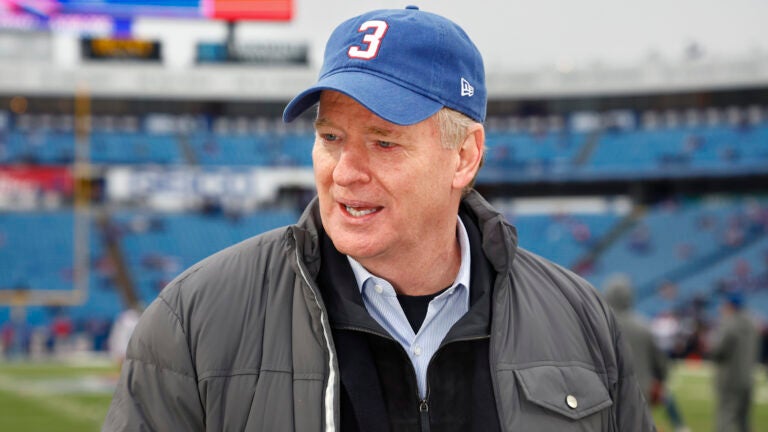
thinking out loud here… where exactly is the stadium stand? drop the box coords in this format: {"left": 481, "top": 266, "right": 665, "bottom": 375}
{"left": 1, "top": 97, "right": 767, "bottom": 360}
{"left": 587, "top": 121, "right": 768, "bottom": 177}
{"left": 0, "top": 211, "right": 77, "bottom": 292}
{"left": 495, "top": 195, "right": 768, "bottom": 321}
{"left": 0, "top": 209, "right": 299, "bottom": 326}
{"left": 113, "top": 210, "right": 299, "bottom": 304}
{"left": 582, "top": 197, "right": 768, "bottom": 317}
{"left": 2, "top": 107, "right": 766, "bottom": 176}
{"left": 505, "top": 211, "right": 621, "bottom": 268}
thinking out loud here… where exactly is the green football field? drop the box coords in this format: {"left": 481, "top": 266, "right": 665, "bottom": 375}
{"left": 0, "top": 360, "right": 765, "bottom": 431}
{"left": 0, "top": 359, "right": 117, "bottom": 432}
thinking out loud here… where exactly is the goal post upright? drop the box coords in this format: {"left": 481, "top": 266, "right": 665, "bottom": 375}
{"left": 72, "top": 82, "right": 92, "bottom": 306}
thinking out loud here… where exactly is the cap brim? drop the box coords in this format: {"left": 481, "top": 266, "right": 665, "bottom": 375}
{"left": 282, "top": 71, "right": 443, "bottom": 126}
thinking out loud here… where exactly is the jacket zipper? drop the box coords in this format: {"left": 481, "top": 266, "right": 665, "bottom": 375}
{"left": 340, "top": 323, "right": 490, "bottom": 432}
{"left": 419, "top": 334, "right": 490, "bottom": 432}
{"left": 293, "top": 235, "right": 338, "bottom": 432}
{"left": 335, "top": 324, "right": 433, "bottom": 431}
{"left": 419, "top": 399, "right": 430, "bottom": 432}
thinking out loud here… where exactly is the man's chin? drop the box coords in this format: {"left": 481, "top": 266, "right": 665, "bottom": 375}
{"left": 328, "top": 233, "right": 381, "bottom": 261}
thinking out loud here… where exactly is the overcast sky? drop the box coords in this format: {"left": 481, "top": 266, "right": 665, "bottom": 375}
{"left": 254, "top": 0, "right": 768, "bottom": 69}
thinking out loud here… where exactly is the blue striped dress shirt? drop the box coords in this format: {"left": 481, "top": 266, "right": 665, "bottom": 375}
{"left": 347, "top": 216, "right": 471, "bottom": 399}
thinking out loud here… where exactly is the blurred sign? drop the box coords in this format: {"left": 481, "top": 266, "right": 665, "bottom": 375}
{"left": 107, "top": 167, "right": 260, "bottom": 202}
{"left": 196, "top": 41, "right": 307, "bottom": 65}
{"left": 59, "top": 0, "right": 293, "bottom": 20}
{"left": 0, "top": 0, "right": 292, "bottom": 33}
{"left": 208, "top": 0, "right": 292, "bottom": 21}
{"left": 196, "top": 43, "right": 228, "bottom": 63}
{"left": 81, "top": 37, "right": 161, "bottom": 61}
{"left": 0, "top": 10, "right": 114, "bottom": 34}
{"left": 58, "top": 0, "right": 200, "bottom": 18}
{"left": 0, "top": 166, "right": 73, "bottom": 196}
{"left": 106, "top": 167, "right": 314, "bottom": 210}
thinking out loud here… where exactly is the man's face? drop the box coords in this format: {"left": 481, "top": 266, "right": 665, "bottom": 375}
{"left": 313, "top": 91, "right": 463, "bottom": 264}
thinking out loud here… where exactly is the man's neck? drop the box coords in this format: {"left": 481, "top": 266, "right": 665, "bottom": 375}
{"left": 355, "top": 225, "right": 462, "bottom": 297}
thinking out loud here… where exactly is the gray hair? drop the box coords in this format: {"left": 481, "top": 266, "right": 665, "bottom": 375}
{"left": 436, "top": 107, "right": 484, "bottom": 194}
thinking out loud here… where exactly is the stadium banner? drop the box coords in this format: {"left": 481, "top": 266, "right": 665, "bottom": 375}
{"left": 105, "top": 166, "right": 314, "bottom": 211}
{"left": 0, "top": 166, "right": 73, "bottom": 194}
{"left": 196, "top": 41, "right": 308, "bottom": 65}
{"left": 81, "top": 37, "right": 162, "bottom": 62}
{"left": 0, "top": 166, "right": 73, "bottom": 209}
{"left": 207, "top": 0, "right": 293, "bottom": 21}
{"left": 58, "top": 0, "right": 293, "bottom": 20}
{"left": 0, "top": 0, "right": 292, "bottom": 32}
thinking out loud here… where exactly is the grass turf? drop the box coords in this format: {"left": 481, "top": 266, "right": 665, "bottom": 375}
{"left": 652, "top": 362, "right": 768, "bottom": 432}
{"left": 0, "top": 361, "right": 116, "bottom": 432}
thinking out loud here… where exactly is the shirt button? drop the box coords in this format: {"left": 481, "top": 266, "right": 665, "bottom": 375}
{"left": 566, "top": 395, "right": 578, "bottom": 409}
{"left": 374, "top": 284, "right": 383, "bottom": 294}
{"left": 413, "top": 346, "right": 422, "bottom": 356}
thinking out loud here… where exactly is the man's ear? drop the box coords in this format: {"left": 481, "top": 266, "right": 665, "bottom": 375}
{"left": 453, "top": 123, "right": 484, "bottom": 190}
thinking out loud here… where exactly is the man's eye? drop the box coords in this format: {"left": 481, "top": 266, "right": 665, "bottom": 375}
{"left": 377, "top": 141, "right": 396, "bottom": 149}
{"left": 321, "top": 133, "right": 339, "bottom": 142}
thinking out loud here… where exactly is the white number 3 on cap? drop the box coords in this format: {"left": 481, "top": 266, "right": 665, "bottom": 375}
{"left": 348, "top": 20, "right": 388, "bottom": 60}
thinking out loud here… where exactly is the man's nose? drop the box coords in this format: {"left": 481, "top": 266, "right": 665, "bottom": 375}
{"left": 332, "top": 143, "right": 371, "bottom": 186}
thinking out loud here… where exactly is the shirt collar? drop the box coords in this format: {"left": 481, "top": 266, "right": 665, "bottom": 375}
{"left": 347, "top": 216, "right": 472, "bottom": 295}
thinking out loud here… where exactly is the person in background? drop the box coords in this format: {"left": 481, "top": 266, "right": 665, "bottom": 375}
{"left": 708, "top": 292, "right": 760, "bottom": 432}
{"left": 103, "top": 7, "right": 654, "bottom": 431}
{"left": 762, "top": 322, "right": 768, "bottom": 378}
{"left": 604, "top": 274, "right": 689, "bottom": 432}
{"left": 107, "top": 307, "right": 141, "bottom": 369}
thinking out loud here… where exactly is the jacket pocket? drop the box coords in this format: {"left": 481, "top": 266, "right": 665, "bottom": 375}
{"left": 513, "top": 364, "right": 613, "bottom": 420}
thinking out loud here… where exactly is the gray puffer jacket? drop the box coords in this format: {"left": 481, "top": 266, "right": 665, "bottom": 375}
{"left": 103, "top": 191, "right": 655, "bottom": 431}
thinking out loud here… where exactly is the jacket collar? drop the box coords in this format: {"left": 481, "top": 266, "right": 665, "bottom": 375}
{"left": 459, "top": 190, "right": 518, "bottom": 275}
{"left": 289, "top": 196, "right": 323, "bottom": 279}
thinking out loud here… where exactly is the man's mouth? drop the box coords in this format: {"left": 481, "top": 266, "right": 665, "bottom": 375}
{"left": 344, "top": 205, "right": 381, "bottom": 217}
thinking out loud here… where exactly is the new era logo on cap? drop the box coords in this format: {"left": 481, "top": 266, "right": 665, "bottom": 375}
{"left": 283, "top": 6, "right": 486, "bottom": 125}
{"left": 461, "top": 78, "right": 474, "bottom": 97}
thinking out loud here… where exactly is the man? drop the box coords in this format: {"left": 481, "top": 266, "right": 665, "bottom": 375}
{"left": 709, "top": 292, "right": 759, "bottom": 432}
{"left": 604, "top": 274, "right": 688, "bottom": 432}
{"left": 103, "top": 7, "right": 654, "bottom": 431}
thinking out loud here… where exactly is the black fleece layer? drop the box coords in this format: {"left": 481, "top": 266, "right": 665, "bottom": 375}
{"left": 317, "top": 208, "right": 502, "bottom": 432}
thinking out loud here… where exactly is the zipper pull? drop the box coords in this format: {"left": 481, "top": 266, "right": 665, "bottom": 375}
{"left": 419, "top": 399, "right": 429, "bottom": 412}
{"left": 419, "top": 399, "right": 430, "bottom": 432}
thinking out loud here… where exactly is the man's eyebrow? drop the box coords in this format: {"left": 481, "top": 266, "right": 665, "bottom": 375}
{"left": 366, "top": 125, "right": 400, "bottom": 138}
{"left": 314, "top": 118, "right": 333, "bottom": 129}
{"left": 314, "top": 119, "right": 401, "bottom": 138}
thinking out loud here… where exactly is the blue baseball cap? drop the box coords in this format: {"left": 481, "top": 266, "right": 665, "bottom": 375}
{"left": 282, "top": 6, "right": 486, "bottom": 125}
{"left": 726, "top": 291, "right": 745, "bottom": 309}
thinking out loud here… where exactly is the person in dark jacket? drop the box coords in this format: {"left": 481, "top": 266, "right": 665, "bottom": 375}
{"left": 103, "top": 7, "right": 655, "bottom": 431}
{"left": 709, "top": 292, "right": 759, "bottom": 432}
{"left": 604, "top": 274, "right": 688, "bottom": 432}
